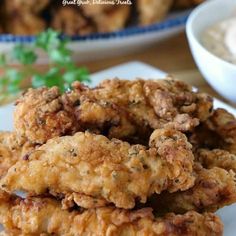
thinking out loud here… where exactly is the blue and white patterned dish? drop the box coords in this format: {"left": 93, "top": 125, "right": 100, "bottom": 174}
{"left": 0, "top": 11, "right": 189, "bottom": 43}
{"left": 0, "top": 10, "right": 190, "bottom": 62}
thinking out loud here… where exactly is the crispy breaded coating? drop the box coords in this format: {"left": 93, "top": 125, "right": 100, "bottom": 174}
{"left": 148, "top": 166, "right": 236, "bottom": 215}
{"left": 173, "top": 0, "right": 205, "bottom": 8}
{"left": 4, "top": 0, "right": 47, "bottom": 35}
{"left": 206, "top": 108, "right": 236, "bottom": 154}
{"left": 189, "top": 124, "right": 221, "bottom": 152}
{"left": 190, "top": 109, "right": 236, "bottom": 154}
{"left": 14, "top": 78, "right": 213, "bottom": 144}
{"left": 0, "top": 193, "right": 223, "bottom": 236}
{"left": 0, "top": 132, "right": 34, "bottom": 178}
{"left": 14, "top": 86, "right": 79, "bottom": 144}
{"left": 196, "top": 149, "right": 236, "bottom": 172}
{"left": 0, "top": 4, "right": 5, "bottom": 32}
{"left": 81, "top": 2, "right": 114, "bottom": 17}
{"left": 64, "top": 78, "right": 212, "bottom": 141}
{"left": 4, "top": 0, "right": 49, "bottom": 14}
{"left": 0, "top": 129, "right": 195, "bottom": 209}
{"left": 93, "top": 6, "right": 131, "bottom": 33}
{"left": 138, "top": 0, "right": 173, "bottom": 25}
{"left": 5, "top": 13, "right": 46, "bottom": 35}
{"left": 75, "top": 3, "right": 131, "bottom": 33}
{"left": 51, "top": 6, "right": 95, "bottom": 36}
{"left": 51, "top": 3, "right": 130, "bottom": 35}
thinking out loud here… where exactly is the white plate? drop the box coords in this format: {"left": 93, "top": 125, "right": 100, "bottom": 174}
{"left": 0, "top": 11, "right": 190, "bottom": 63}
{"left": 0, "top": 61, "right": 235, "bottom": 235}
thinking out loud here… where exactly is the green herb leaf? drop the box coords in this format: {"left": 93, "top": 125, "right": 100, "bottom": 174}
{"left": 35, "top": 28, "right": 60, "bottom": 51}
{"left": 63, "top": 67, "right": 90, "bottom": 84}
{"left": 32, "top": 74, "right": 47, "bottom": 88}
{"left": 6, "top": 69, "right": 23, "bottom": 84}
{"left": 0, "top": 29, "right": 90, "bottom": 104}
{"left": 0, "top": 76, "right": 8, "bottom": 89}
{"left": 12, "top": 45, "right": 37, "bottom": 65}
{"left": 0, "top": 54, "right": 6, "bottom": 67}
{"left": 32, "top": 67, "right": 64, "bottom": 92}
{"left": 49, "top": 48, "right": 72, "bottom": 65}
{"left": 6, "top": 83, "right": 21, "bottom": 94}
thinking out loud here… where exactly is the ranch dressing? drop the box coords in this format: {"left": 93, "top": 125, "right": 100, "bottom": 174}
{"left": 202, "top": 17, "right": 236, "bottom": 64}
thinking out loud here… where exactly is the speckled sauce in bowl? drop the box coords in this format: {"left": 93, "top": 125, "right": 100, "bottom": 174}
{"left": 202, "top": 16, "right": 236, "bottom": 65}
{"left": 186, "top": 0, "right": 236, "bottom": 103}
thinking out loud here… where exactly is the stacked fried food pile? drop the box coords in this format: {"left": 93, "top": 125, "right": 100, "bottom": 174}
{"left": 0, "top": 78, "right": 235, "bottom": 235}
{"left": 3, "top": 0, "right": 49, "bottom": 36}
{"left": 0, "top": 0, "right": 206, "bottom": 36}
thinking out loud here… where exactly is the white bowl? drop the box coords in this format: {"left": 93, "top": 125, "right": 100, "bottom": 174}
{"left": 186, "top": 0, "right": 236, "bottom": 103}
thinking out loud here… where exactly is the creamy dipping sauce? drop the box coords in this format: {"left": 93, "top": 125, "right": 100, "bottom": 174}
{"left": 202, "top": 17, "right": 236, "bottom": 65}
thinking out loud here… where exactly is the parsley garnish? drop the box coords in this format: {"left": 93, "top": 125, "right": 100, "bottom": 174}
{"left": 0, "top": 29, "right": 90, "bottom": 103}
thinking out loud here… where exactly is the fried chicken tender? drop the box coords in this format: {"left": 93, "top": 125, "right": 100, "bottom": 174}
{"left": 14, "top": 86, "right": 79, "bottom": 144}
{"left": 81, "top": 3, "right": 131, "bottom": 33}
{"left": 51, "top": 3, "right": 130, "bottom": 35}
{"left": 0, "top": 132, "right": 34, "bottom": 178}
{"left": 148, "top": 166, "right": 236, "bottom": 215}
{"left": 5, "top": 13, "right": 46, "bottom": 35}
{"left": 81, "top": 3, "right": 114, "bottom": 17}
{"left": 73, "top": 78, "right": 212, "bottom": 130}
{"left": 51, "top": 6, "right": 95, "bottom": 36}
{"left": 137, "top": 0, "right": 173, "bottom": 25}
{"left": 190, "top": 109, "right": 236, "bottom": 154}
{"left": 14, "top": 78, "right": 213, "bottom": 144}
{"left": 0, "top": 193, "right": 223, "bottom": 236}
{"left": 196, "top": 149, "right": 236, "bottom": 173}
{"left": 206, "top": 108, "right": 236, "bottom": 154}
{"left": 4, "top": 0, "right": 49, "bottom": 14}
{"left": 0, "top": 129, "right": 195, "bottom": 209}
{"left": 3, "top": 0, "right": 47, "bottom": 35}
{"left": 173, "top": 0, "right": 205, "bottom": 8}
{"left": 92, "top": 6, "right": 131, "bottom": 33}
{"left": 0, "top": 4, "right": 5, "bottom": 32}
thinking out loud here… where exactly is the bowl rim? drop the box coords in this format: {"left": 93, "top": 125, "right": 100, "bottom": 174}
{"left": 186, "top": 0, "right": 236, "bottom": 70}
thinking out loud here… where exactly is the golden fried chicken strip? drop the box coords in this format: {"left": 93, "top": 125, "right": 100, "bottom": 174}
{"left": 190, "top": 109, "right": 236, "bottom": 154}
{"left": 14, "top": 78, "right": 213, "bottom": 144}
{"left": 14, "top": 86, "right": 79, "bottom": 144}
{"left": 0, "top": 132, "right": 20, "bottom": 177}
{"left": 72, "top": 78, "right": 212, "bottom": 141}
{"left": 206, "top": 108, "right": 236, "bottom": 154}
{"left": 93, "top": 6, "right": 131, "bottom": 33}
{"left": 148, "top": 166, "right": 236, "bottom": 215}
{"left": 81, "top": 2, "right": 131, "bottom": 33}
{"left": 173, "top": 0, "right": 205, "bottom": 8}
{"left": 5, "top": 13, "right": 46, "bottom": 35}
{"left": 0, "top": 129, "right": 195, "bottom": 209}
{"left": 4, "top": 0, "right": 49, "bottom": 14}
{"left": 81, "top": 2, "right": 114, "bottom": 17}
{"left": 0, "top": 4, "right": 5, "bottom": 33}
{"left": 51, "top": 4, "right": 130, "bottom": 35}
{"left": 51, "top": 6, "right": 95, "bottom": 36}
{"left": 196, "top": 149, "right": 236, "bottom": 173}
{"left": 0, "top": 194, "right": 223, "bottom": 236}
{"left": 137, "top": 0, "right": 173, "bottom": 25}
{"left": 0, "top": 132, "right": 34, "bottom": 178}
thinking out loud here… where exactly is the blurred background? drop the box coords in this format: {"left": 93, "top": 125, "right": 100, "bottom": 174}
{"left": 0, "top": 0, "right": 235, "bottom": 107}
{"left": 0, "top": 0, "right": 201, "bottom": 36}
